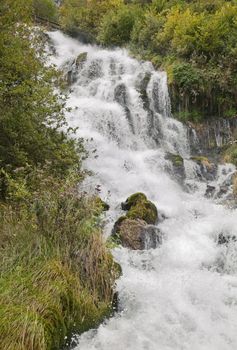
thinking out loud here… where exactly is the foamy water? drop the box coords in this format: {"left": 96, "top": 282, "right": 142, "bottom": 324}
{"left": 49, "top": 31, "right": 237, "bottom": 350}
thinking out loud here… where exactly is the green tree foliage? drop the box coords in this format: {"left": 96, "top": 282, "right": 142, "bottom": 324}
{"left": 0, "top": 0, "right": 79, "bottom": 179}
{"left": 60, "top": 0, "right": 123, "bottom": 37}
{"left": 98, "top": 5, "right": 143, "bottom": 46}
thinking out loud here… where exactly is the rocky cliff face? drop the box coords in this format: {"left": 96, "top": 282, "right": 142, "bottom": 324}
{"left": 187, "top": 117, "right": 237, "bottom": 155}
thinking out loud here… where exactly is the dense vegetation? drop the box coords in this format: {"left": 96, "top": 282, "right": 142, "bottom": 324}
{"left": 1, "top": 0, "right": 237, "bottom": 347}
{"left": 0, "top": 1, "right": 119, "bottom": 349}
{"left": 59, "top": 0, "right": 237, "bottom": 122}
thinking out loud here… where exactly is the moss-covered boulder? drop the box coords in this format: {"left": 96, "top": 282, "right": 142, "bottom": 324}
{"left": 76, "top": 52, "right": 88, "bottom": 68}
{"left": 111, "top": 193, "right": 160, "bottom": 250}
{"left": 121, "top": 192, "right": 158, "bottom": 225}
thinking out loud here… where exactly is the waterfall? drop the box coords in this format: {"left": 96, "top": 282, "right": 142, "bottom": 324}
{"left": 49, "top": 31, "right": 237, "bottom": 350}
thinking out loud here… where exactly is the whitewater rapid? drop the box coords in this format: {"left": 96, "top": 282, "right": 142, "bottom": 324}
{"left": 49, "top": 31, "right": 237, "bottom": 350}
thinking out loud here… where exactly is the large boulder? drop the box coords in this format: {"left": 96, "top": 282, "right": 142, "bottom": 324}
{"left": 113, "top": 218, "right": 161, "bottom": 250}
{"left": 111, "top": 193, "right": 160, "bottom": 250}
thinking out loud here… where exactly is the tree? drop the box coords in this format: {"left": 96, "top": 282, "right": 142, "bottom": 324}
{"left": 0, "top": 0, "right": 79, "bottom": 177}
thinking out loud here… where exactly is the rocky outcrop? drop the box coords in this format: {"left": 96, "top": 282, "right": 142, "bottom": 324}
{"left": 75, "top": 52, "right": 88, "bottom": 68}
{"left": 112, "top": 193, "right": 160, "bottom": 250}
{"left": 190, "top": 156, "right": 217, "bottom": 181}
{"left": 187, "top": 118, "right": 237, "bottom": 153}
{"left": 165, "top": 152, "right": 185, "bottom": 182}
{"left": 218, "top": 233, "right": 236, "bottom": 245}
{"left": 114, "top": 83, "right": 133, "bottom": 132}
{"left": 136, "top": 72, "right": 151, "bottom": 110}
{"left": 65, "top": 52, "right": 88, "bottom": 85}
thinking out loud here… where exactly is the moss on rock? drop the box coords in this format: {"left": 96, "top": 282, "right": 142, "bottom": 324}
{"left": 121, "top": 192, "right": 147, "bottom": 210}
{"left": 121, "top": 193, "right": 158, "bottom": 225}
{"left": 166, "top": 153, "right": 184, "bottom": 167}
{"left": 191, "top": 156, "right": 212, "bottom": 169}
{"left": 75, "top": 52, "right": 88, "bottom": 67}
{"left": 126, "top": 200, "right": 158, "bottom": 225}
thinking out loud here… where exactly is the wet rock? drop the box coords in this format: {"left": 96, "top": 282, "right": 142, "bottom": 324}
{"left": 114, "top": 83, "right": 128, "bottom": 107}
{"left": 187, "top": 118, "right": 237, "bottom": 153}
{"left": 65, "top": 52, "right": 88, "bottom": 85}
{"left": 205, "top": 185, "right": 216, "bottom": 198}
{"left": 88, "top": 59, "right": 102, "bottom": 80}
{"left": 114, "top": 83, "right": 133, "bottom": 133}
{"left": 165, "top": 152, "right": 185, "bottom": 182}
{"left": 112, "top": 291, "right": 119, "bottom": 313}
{"left": 113, "top": 218, "right": 161, "bottom": 250}
{"left": 75, "top": 52, "right": 88, "bottom": 68}
{"left": 218, "top": 233, "right": 236, "bottom": 245}
{"left": 111, "top": 193, "right": 160, "bottom": 250}
{"left": 191, "top": 156, "right": 217, "bottom": 181}
{"left": 136, "top": 72, "right": 151, "bottom": 110}
{"left": 217, "top": 185, "right": 229, "bottom": 198}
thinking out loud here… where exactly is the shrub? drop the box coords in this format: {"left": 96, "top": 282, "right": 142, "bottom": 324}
{"left": 98, "top": 5, "right": 143, "bottom": 46}
{"left": 33, "top": 0, "right": 58, "bottom": 22}
{"left": 0, "top": 169, "right": 120, "bottom": 350}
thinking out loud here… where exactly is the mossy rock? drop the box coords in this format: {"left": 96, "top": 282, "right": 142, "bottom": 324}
{"left": 126, "top": 200, "right": 158, "bottom": 225}
{"left": 112, "top": 215, "right": 127, "bottom": 235}
{"left": 166, "top": 152, "right": 184, "bottom": 167}
{"left": 121, "top": 192, "right": 147, "bottom": 211}
{"left": 191, "top": 156, "right": 212, "bottom": 169}
{"left": 121, "top": 193, "right": 158, "bottom": 225}
{"left": 75, "top": 52, "right": 88, "bottom": 67}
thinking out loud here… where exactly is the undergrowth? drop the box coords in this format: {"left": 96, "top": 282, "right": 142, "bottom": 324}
{"left": 0, "top": 168, "right": 120, "bottom": 350}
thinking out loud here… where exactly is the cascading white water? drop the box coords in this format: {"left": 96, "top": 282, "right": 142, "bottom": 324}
{"left": 49, "top": 31, "right": 237, "bottom": 350}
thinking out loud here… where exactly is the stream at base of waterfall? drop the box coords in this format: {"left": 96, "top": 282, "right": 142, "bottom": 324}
{"left": 49, "top": 31, "right": 237, "bottom": 350}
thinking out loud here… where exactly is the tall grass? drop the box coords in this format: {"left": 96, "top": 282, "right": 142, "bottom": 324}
{"left": 0, "top": 168, "right": 120, "bottom": 350}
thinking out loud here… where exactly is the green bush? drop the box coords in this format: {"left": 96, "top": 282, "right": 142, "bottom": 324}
{"left": 98, "top": 5, "right": 143, "bottom": 46}
{"left": 172, "top": 63, "right": 203, "bottom": 91}
{"left": 33, "top": 0, "right": 58, "bottom": 22}
{"left": 60, "top": 0, "right": 123, "bottom": 37}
